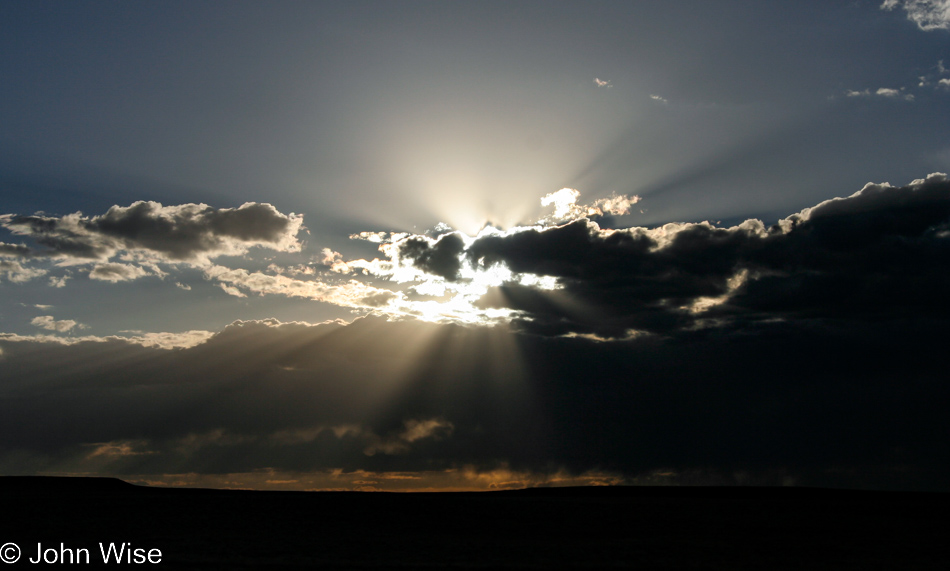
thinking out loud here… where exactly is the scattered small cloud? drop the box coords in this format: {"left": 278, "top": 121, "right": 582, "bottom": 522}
{"left": 48, "top": 275, "right": 69, "bottom": 288}
{"left": 84, "top": 440, "right": 154, "bottom": 458}
{"left": 649, "top": 94, "right": 669, "bottom": 104}
{"left": 914, "top": 60, "right": 949, "bottom": 87}
{"left": 845, "top": 87, "right": 915, "bottom": 101}
{"left": 881, "top": 0, "right": 950, "bottom": 31}
{"left": 0, "top": 259, "right": 46, "bottom": 283}
{"left": 401, "top": 418, "right": 455, "bottom": 443}
{"left": 539, "top": 188, "right": 641, "bottom": 223}
{"left": 89, "top": 263, "right": 149, "bottom": 283}
{"left": 593, "top": 77, "right": 612, "bottom": 88}
{"left": 31, "top": 315, "right": 82, "bottom": 332}
{"left": 877, "top": 87, "right": 914, "bottom": 100}
{"left": 349, "top": 231, "right": 392, "bottom": 244}
{"left": 364, "top": 418, "right": 454, "bottom": 456}
{"left": 320, "top": 248, "right": 352, "bottom": 274}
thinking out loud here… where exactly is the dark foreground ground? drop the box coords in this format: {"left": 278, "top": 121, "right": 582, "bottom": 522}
{"left": 0, "top": 477, "right": 947, "bottom": 569}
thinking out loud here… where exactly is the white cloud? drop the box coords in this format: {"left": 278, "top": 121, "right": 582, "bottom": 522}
{"left": 0, "top": 259, "right": 46, "bottom": 283}
{"left": 593, "top": 78, "right": 612, "bottom": 88}
{"left": 845, "top": 87, "right": 915, "bottom": 101}
{"left": 204, "top": 265, "right": 401, "bottom": 309}
{"left": 882, "top": 0, "right": 950, "bottom": 31}
{"left": 48, "top": 275, "right": 69, "bottom": 288}
{"left": 31, "top": 315, "right": 81, "bottom": 332}
{"left": 320, "top": 248, "right": 352, "bottom": 274}
{"left": 0, "top": 328, "right": 214, "bottom": 350}
{"left": 541, "top": 188, "right": 582, "bottom": 220}
{"left": 124, "top": 330, "right": 215, "bottom": 350}
{"left": 218, "top": 283, "right": 247, "bottom": 298}
{"left": 89, "top": 263, "right": 149, "bottom": 282}
{"left": 650, "top": 94, "right": 669, "bottom": 104}
{"left": 348, "top": 231, "right": 393, "bottom": 243}
{"left": 539, "top": 188, "right": 641, "bottom": 223}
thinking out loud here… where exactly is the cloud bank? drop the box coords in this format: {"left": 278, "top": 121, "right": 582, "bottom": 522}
{"left": 0, "top": 314, "right": 946, "bottom": 491}
{"left": 383, "top": 174, "right": 950, "bottom": 338}
{"left": 1, "top": 176, "right": 949, "bottom": 491}
{"left": 1, "top": 201, "right": 303, "bottom": 265}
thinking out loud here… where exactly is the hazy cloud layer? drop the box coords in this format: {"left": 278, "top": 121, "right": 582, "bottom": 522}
{"left": 0, "top": 316, "right": 946, "bottom": 490}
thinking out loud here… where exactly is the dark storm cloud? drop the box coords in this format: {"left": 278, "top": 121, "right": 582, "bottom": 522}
{"left": 0, "top": 201, "right": 303, "bottom": 263}
{"left": 398, "top": 232, "right": 466, "bottom": 281}
{"left": 0, "top": 213, "right": 110, "bottom": 259}
{"left": 459, "top": 174, "right": 950, "bottom": 337}
{"left": 0, "top": 315, "right": 946, "bottom": 490}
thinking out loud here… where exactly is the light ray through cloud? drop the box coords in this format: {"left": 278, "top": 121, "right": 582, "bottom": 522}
{"left": 3, "top": 2, "right": 950, "bottom": 496}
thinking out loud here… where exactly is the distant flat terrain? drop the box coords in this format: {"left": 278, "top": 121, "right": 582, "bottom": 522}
{"left": 1, "top": 477, "right": 947, "bottom": 569}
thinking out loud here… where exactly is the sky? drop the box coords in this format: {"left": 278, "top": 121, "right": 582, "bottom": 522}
{"left": 1, "top": 0, "right": 949, "bottom": 492}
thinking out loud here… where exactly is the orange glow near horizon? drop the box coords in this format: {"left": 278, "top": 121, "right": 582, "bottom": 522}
{"left": 113, "top": 466, "right": 627, "bottom": 492}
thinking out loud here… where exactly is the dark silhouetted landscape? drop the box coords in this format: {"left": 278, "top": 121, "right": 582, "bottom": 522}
{"left": 1, "top": 477, "right": 947, "bottom": 569}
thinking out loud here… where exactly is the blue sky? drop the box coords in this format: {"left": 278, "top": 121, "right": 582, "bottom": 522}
{"left": 1, "top": 1, "right": 949, "bottom": 491}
